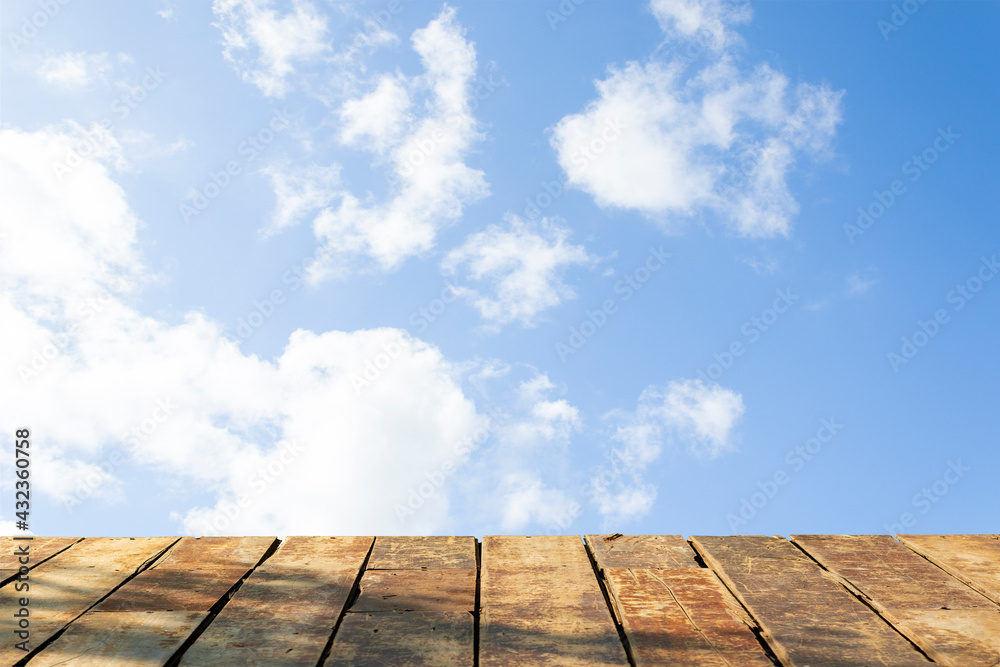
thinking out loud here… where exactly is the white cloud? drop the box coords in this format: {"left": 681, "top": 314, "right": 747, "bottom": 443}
{"left": 0, "top": 125, "right": 572, "bottom": 537}
{"left": 281, "top": 6, "right": 489, "bottom": 279}
{"left": 213, "top": 0, "right": 330, "bottom": 97}
{"left": 157, "top": 1, "right": 177, "bottom": 21}
{"left": 36, "top": 52, "right": 116, "bottom": 91}
{"left": 261, "top": 162, "right": 341, "bottom": 236}
{"left": 442, "top": 215, "right": 596, "bottom": 328}
{"left": 649, "top": 0, "right": 751, "bottom": 52}
{"left": 847, "top": 268, "right": 878, "bottom": 295}
{"left": 551, "top": 0, "right": 843, "bottom": 238}
{"left": 592, "top": 379, "right": 744, "bottom": 522}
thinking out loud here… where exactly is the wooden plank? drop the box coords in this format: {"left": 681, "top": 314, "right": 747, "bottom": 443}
{"left": 94, "top": 536, "right": 276, "bottom": 611}
{"left": 327, "top": 611, "right": 473, "bottom": 666}
{"left": 0, "top": 537, "right": 176, "bottom": 664}
{"left": 25, "top": 611, "right": 208, "bottom": 667}
{"left": 0, "top": 537, "right": 82, "bottom": 585}
{"left": 897, "top": 534, "right": 1000, "bottom": 605}
{"left": 480, "top": 535, "right": 629, "bottom": 666}
{"left": 585, "top": 534, "right": 700, "bottom": 570}
{"left": 178, "top": 536, "right": 373, "bottom": 666}
{"left": 351, "top": 569, "right": 476, "bottom": 612}
{"left": 793, "top": 534, "right": 1000, "bottom": 666}
{"left": 603, "top": 568, "right": 774, "bottom": 666}
{"left": 692, "top": 535, "right": 932, "bottom": 666}
{"left": 367, "top": 536, "right": 477, "bottom": 570}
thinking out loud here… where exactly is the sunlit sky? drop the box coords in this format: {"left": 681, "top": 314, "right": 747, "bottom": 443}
{"left": 2, "top": 0, "right": 998, "bottom": 538}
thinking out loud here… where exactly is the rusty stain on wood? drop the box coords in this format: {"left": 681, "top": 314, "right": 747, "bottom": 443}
{"left": 352, "top": 569, "right": 476, "bottom": 612}
{"left": 897, "top": 534, "right": 1000, "bottom": 606}
{"left": 585, "top": 534, "right": 700, "bottom": 570}
{"left": 366, "top": 536, "right": 477, "bottom": 570}
{"left": 793, "top": 534, "right": 1000, "bottom": 666}
{"left": 692, "top": 535, "right": 933, "bottom": 666}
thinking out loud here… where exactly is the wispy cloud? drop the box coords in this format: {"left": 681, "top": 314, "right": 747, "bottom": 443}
{"left": 35, "top": 52, "right": 118, "bottom": 91}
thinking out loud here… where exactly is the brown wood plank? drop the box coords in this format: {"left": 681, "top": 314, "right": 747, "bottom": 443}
{"left": 0, "top": 537, "right": 82, "bottom": 585}
{"left": 0, "top": 537, "right": 176, "bottom": 664}
{"left": 793, "top": 534, "right": 1000, "bottom": 666}
{"left": 178, "top": 536, "right": 373, "bottom": 666}
{"left": 897, "top": 534, "right": 1000, "bottom": 605}
{"left": 603, "top": 568, "right": 774, "bottom": 666}
{"left": 692, "top": 535, "right": 932, "bottom": 666}
{"left": 94, "top": 536, "right": 276, "bottom": 611}
{"left": 585, "top": 534, "right": 700, "bottom": 570}
{"left": 25, "top": 611, "right": 208, "bottom": 666}
{"left": 367, "top": 536, "right": 477, "bottom": 569}
{"left": 352, "top": 569, "right": 476, "bottom": 612}
{"left": 480, "top": 535, "right": 629, "bottom": 666}
{"left": 327, "top": 611, "right": 473, "bottom": 666}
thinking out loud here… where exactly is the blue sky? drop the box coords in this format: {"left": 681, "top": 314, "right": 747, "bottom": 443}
{"left": 1, "top": 0, "right": 997, "bottom": 539}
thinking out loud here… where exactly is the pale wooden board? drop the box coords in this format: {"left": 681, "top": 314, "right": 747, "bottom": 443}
{"left": 898, "top": 534, "right": 1000, "bottom": 605}
{"left": 367, "top": 536, "right": 477, "bottom": 570}
{"left": 585, "top": 534, "right": 700, "bottom": 570}
{"left": 0, "top": 537, "right": 177, "bottom": 665}
{"left": 351, "top": 569, "right": 476, "bottom": 612}
{"left": 692, "top": 535, "right": 932, "bottom": 666}
{"left": 327, "top": 611, "right": 473, "bottom": 667}
{"left": 26, "top": 611, "right": 207, "bottom": 666}
{"left": 178, "top": 536, "right": 373, "bottom": 666}
{"left": 480, "top": 535, "right": 629, "bottom": 666}
{"left": 793, "top": 534, "right": 1000, "bottom": 666}
{"left": 604, "top": 568, "right": 774, "bottom": 666}
{"left": 94, "top": 536, "right": 276, "bottom": 612}
{"left": 0, "top": 537, "right": 82, "bottom": 585}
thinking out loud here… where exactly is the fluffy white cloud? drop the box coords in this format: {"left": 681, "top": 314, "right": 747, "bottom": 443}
{"left": 552, "top": 0, "right": 842, "bottom": 238}
{"left": 0, "top": 125, "right": 575, "bottom": 537}
{"left": 442, "top": 215, "right": 596, "bottom": 328}
{"left": 261, "top": 162, "right": 341, "bottom": 236}
{"left": 338, "top": 74, "right": 412, "bottom": 152}
{"left": 35, "top": 52, "right": 117, "bottom": 91}
{"left": 649, "top": 0, "right": 751, "bottom": 52}
{"left": 591, "top": 379, "right": 744, "bottom": 522}
{"left": 213, "top": 0, "right": 330, "bottom": 97}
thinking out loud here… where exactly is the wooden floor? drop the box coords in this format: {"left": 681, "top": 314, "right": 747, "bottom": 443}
{"left": 2, "top": 534, "right": 998, "bottom": 666}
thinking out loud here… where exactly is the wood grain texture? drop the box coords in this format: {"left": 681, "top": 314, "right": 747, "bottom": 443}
{"left": 0, "top": 537, "right": 81, "bottom": 586}
{"left": 352, "top": 569, "right": 476, "bottom": 612}
{"left": 26, "top": 611, "right": 208, "bottom": 666}
{"left": 897, "top": 534, "right": 1000, "bottom": 605}
{"left": 603, "top": 568, "right": 774, "bottom": 666}
{"left": 0, "top": 537, "right": 177, "bottom": 665}
{"left": 793, "top": 534, "right": 1000, "bottom": 666}
{"left": 327, "top": 612, "right": 473, "bottom": 666}
{"left": 480, "top": 535, "right": 629, "bottom": 666}
{"left": 692, "top": 535, "right": 932, "bottom": 667}
{"left": 585, "top": 534, "right": 700, "bottom": 570}
{"left": 367, "top": 536, "right": 477, "bottom": 570}
{"left": 178, "top": 536, "right": 373, "bottom": 666}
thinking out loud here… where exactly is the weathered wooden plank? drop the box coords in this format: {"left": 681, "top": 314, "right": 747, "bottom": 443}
{"left": 327, "top": 611, "right": 473, "bottom": 666}
{"left": 793, "top": 534, "right": 1000, "bottom": 666}
{"left": 585, "top": 534, "right": 699, "bottom": 570}
{"left": 603, "top": 568, "right": 774, "bottom": 666}
{"left": 25, "top": 611, "right": 208, "bottom": 666}
{"left": 0, "top": 537, "right": 82, "bottom": 585}
{"left": 94, "top": 536, "right": 276, "bottom": 611}
{"left": 178, "top": 536, "right": 373, "bottom": 666}
{"left": 367, "top": 536, "right": 477, "bottom": 570}
{"left": 897, "top": 534, "right": 1000, "bottom": 605}
{"left": 480, "top": 535, "right": 629, "bottom": 666}
{"left": 352, "top": 569, "right": 476, "bottom": 612}
{"left": 0, "top": 537, "right": 176, "bottom": 664}
{"left": 692, "top": 535, "right": 932, "bottom": 666}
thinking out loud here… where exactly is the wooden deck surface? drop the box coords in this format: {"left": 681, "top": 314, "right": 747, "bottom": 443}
{"left": 1, "top": 535, "right": 997, "bottom": 665}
